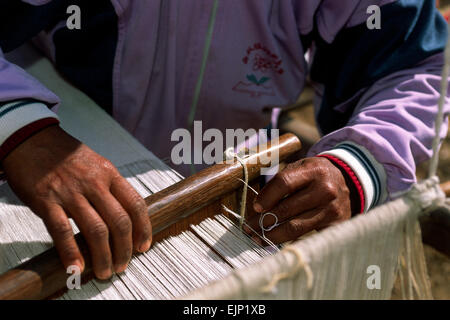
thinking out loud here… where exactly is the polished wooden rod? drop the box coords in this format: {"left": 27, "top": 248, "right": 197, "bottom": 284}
{"left": 0, "top": 133, "right": 302, "bottom": 300}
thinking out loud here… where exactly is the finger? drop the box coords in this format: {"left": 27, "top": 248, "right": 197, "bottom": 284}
{"left": 110, "top": 176, "right": 152, "bottom": 253}
{"left": 260, "top": 208, "right": 327, "bottom": 245}
{"left": 88, "top": 189, "right": 133, "bottom": 274}
{"left": 65, "top": 194, "right": 113, "bottom": 280}
{"left": 246, "top": 184, "right": 318, "bottom": 231}
{"left": 43, "top": 204, "right": 84, "bottom": 272}
{"left": 253, "top": 166, "right": 312, "bottom": 214}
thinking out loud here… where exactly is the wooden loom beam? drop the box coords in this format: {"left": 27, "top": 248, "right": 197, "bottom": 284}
{"left": 0, "top": 133, "right": 302, "bottom": 300}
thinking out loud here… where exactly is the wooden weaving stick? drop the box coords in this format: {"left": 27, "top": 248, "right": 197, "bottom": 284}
{"left": 0, "top": 133, "right": 301, "bottom": 300}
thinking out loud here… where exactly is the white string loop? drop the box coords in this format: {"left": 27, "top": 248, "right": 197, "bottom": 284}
{"left": 259, "top": 212, "right": 281, "bottom": 240}
{"left": 260, "top": 245, "right": 313, "bottom": 294}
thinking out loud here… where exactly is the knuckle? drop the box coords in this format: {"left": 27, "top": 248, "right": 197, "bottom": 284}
{"left": 113, "top": 214, "right": 132, "bottom": 237}
{"left": 327, "top": 202, "right": 341, "bottom": 218}
{"left": 286, "top": 160, "right": 302, "bottom": 171}
{"left": 274, "top": 172, "right": 294, "bottom": 193}
{"left": 285, "top": 220, "right": 303, "bottom": 238}
{"left": 102, "top": 159, "right": 118, "bottom": 175}
{"left": 341, "top": 185, "right": 350, "bottom": 198}
{"left": 78, "top": 173, "right": 107, "bottom": 193}
{"left": 321, "top": 182, "right": 338, "bottom": 199}
{"left": 36, "top": 176, "right": 63, "bottom": 198}
{"left": 315, "top": 166, "right": 328, "bottom": 178}
{"left": 87, "top": 222, "right": 109, "bottom": 240}
{"left": 130, "top": 196, "right": 147, "bottom": 216}
{"left": 275, "top": 201, "right": 290, "bottom": 218}
{"left": 48, "top": 178, "right": 63, "bottom": 193}
{"left": 51, "top": 220, "right": 73, "bottom": 239}
{"left": 59, "top": 245, "right": 79, "bottom": 260}
{"left": 88, "top": 180, "right": 107, "bottom": 192}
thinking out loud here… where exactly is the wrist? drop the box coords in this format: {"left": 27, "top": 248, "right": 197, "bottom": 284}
{"left": 317, "top": 142, "right": 387, "bottom": 212}
{"left": 0, "top": 100, "right": 60, "bottom": 164}
{"left": 316, "top": 154, "right": 364, "bottom": 215}
{"left": 1, "top": 119, "right": 60, "bottom": 162}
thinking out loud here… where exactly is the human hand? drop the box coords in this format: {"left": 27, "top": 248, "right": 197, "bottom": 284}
{"left": 245, "top": 157, "right": 353, "bottom": 244}
{"left": 2, "top": 125, "right": 151, "bottom": 279}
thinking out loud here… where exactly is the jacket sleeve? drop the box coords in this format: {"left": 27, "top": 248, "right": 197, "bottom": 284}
{"left": 304, "top": 0, "right": 449, "bottom": 210}
{"left": 0, "top": 0, "right": 61, "bottom": 161}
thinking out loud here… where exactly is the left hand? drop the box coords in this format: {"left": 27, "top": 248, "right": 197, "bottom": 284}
{"left": 245, "top": 157, "right": 353, "bottom": 244}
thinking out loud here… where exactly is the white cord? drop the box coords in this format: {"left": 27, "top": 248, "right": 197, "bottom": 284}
{"left": 429, "top": 22, "right": 450, "bottom": 178}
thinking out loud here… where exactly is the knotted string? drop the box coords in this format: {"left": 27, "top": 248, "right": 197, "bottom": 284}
{"left": 222, "top": 147, "right": 281, "bottom": 250}
{"left": 259, "top": 212, "right": 281, "bottom": 241}
{"left": 223, "top": 149, "right": 313, "bottom": 294}
{"left": 236, "top": 175, "right": 282, "bottom": 248}
{"left": 260, "top": 245, "right": 313, "bottom": 294}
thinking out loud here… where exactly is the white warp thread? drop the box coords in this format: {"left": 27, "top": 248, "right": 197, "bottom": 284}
{"left": 182, "top": 179, "right": 443, "bottom": 300}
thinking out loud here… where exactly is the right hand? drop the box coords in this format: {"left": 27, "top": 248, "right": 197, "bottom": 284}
{"left": 2, "top": 125, "right": 152, "bottom": 279}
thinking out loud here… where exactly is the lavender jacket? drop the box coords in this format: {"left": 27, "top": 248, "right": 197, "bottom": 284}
{"left": 0, "top": 0, "right": 449, "bottom": 211}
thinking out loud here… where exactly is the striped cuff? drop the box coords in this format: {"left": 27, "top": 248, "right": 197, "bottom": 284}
{"left": 317, "top": 154, "right": 365, "bottom": 214}
{"left": 319, "top": 142, "right": 386, "bottom": 212}
{"left": 0, "top": 100, "right": 59, "bottom": 161}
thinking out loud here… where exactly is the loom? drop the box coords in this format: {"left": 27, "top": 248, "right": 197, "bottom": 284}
{"left": 0, "top": 39, "right": 449, "bottom": 300}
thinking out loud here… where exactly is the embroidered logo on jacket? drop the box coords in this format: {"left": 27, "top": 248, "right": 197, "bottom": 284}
{"left": 232, "top": 43, "right": 283, "bottom": 98}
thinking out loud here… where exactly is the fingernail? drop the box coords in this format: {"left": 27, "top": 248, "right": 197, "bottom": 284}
{"left": 139, "top": 240, "right": 151, "bottom": 253}
{"left": 253, "top": 202, "right": 263, "bottom": 213}
{"left": 115, "top": 264, "right": 127, "bottom": 274}
{"left": 98, "top": 269, "right": 112, "bottom": 280}
{"left": 75, "top": 259, "right": 85, "bottom": 272}
{"left": 70, "top": 259, "right": 84, "bottom": 273}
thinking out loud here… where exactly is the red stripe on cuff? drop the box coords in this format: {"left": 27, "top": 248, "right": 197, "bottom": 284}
{"left": 0, "top": 117, "right": 60, "bottom": 162}
{"left": 317, "top": 154, "right": 365, "bottom": 214}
